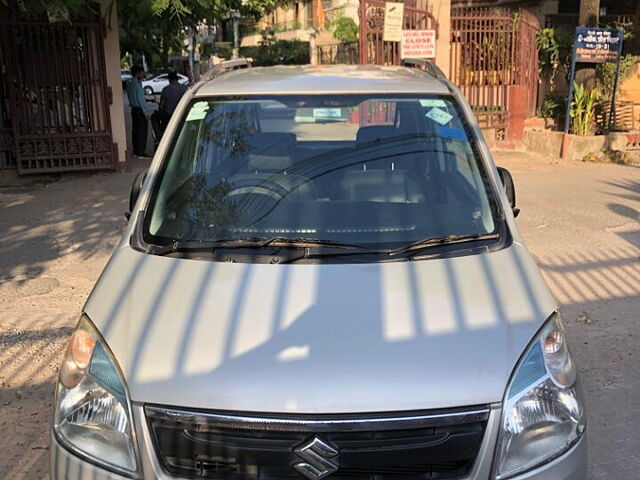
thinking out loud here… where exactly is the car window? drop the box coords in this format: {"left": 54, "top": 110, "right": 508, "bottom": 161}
{"left": 145, "top": 94, "right": 499, "bottom": 254}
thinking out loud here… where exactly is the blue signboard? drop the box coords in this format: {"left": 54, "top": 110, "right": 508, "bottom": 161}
{"left": 574, "top": 27, "right": 623, "bottom": 63}
{"left": 562, "top": 27, "right": 624, "bottom": 141}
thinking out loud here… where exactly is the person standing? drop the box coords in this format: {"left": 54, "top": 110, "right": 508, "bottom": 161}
{"left": 151, "top": 71, "right": 188, "bottom": 141}
{"left": 126, "top": 65, "right": 150, "bottom": 157}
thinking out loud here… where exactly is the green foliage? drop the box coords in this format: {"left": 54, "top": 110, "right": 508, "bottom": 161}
{"left": 118, "top": 0, "right": 181, "bottom": 69}
{"left": 0, "top": 0, "right": 88, "bottom": 17}
{"left": 327, "top": 15, "right": 358, "bottom": 44}
{"left": 570, "top": 82, "right": 600, "bottom": 136}
{"left": 536, "top": 28, "right": 572, "bottom": 88}
{"left": 199, "top": 41, "right": 215, "bottom": 60}
{"left": 538, "top": 91, "right": 567, "bottom": 124}
{"left": 213, "top": 45, "right": 234, "bottom": 60}
{"left": 3, "top": 0, "right": 283, "bottom": 69}
{"left": 149, "top": 0, "right": 280, "bottom": 24}
{"left": 120, "top": 55, "right": 131, "bottom": 69}
{"left": 240, "top": 32, "right": 309, "bottom": 66}
{"left": 596, "top": 54, "right": 638, "bottom": 104}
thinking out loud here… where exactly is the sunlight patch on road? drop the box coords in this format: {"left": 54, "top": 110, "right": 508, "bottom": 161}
{"left": 536, "top": 246, "right": 640, "bottom": 306}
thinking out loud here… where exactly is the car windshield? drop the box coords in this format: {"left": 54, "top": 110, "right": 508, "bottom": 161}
{"left": 144, "top": 94, "right": 500, "bottom": 254}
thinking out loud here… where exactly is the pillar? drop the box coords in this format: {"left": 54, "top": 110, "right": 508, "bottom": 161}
{"left": 101, "top": 0, "right": 128, "bottom": 171}
{"left": 432, "top": 0, "right": 450, "bottom": 76}
{"left": 506, "top": 85, "right": 527, "bottom": 141}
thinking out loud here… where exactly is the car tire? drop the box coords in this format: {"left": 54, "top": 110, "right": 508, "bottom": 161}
{"left": 144, "top": 86, "right": 153, "bottom": 96}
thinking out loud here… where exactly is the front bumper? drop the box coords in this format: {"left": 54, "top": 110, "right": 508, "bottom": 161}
{"left": 51, "top": 404, "right": 587, "bottom": 480}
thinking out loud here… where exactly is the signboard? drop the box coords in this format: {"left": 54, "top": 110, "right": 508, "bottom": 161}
{"left": 383, "top": 2, "right": 404, "bottom": 42}
{"left": 562, "top": 27, "right": 624, "bottom": 151}
{"left": 574, "top": 27, "right": 623, "bottom": 63}
{"left": 400, "top": 30, "right": 436, "bottom": 59}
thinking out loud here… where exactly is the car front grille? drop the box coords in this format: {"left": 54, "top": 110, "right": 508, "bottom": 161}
{"left": 145, "top": 405, "right": 489, "bottom": 480}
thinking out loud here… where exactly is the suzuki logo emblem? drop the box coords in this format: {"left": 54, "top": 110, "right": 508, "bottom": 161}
{"left": 293, "top": 436, "right": 340, "bottom": 480}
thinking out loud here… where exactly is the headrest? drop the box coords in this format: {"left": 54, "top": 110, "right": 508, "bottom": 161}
{"left": 356, "top": 126, "right": 398, "bottom": 145}
{"left": 248, "top": 132, "right": 296, "bottom": 156}
{"left": 248, "top": 154, "right": 293, "bottom": 172}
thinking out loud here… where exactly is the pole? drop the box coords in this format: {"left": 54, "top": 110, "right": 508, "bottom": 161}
{"left": 561, "top": 38, "right": 578, "bottom": 158}
{"left": 606, "top": 29, "right": 624, "bottom": 132}
{"left": 576, "top": 0, "right": 599, "bottom": 88}
{"left": 232, "top": 10, "right": 240, "bottom": 59}
{"left": 188, "top": 28, "right": 194, "bottom": 82}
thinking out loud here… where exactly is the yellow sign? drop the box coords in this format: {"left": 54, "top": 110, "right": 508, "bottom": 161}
{"left": 383, "top": 2, "right": 404, "bottom": 42}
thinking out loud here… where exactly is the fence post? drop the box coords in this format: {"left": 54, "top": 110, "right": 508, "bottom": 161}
{"left": 359, "top": 0, "right": 366, "bottom": 64}
{"left": 309, "top": 32, "right": 318, "bottom": 65}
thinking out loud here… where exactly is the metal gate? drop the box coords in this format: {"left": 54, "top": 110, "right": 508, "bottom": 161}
{"left": 0, "top": 40, "right": 16, "bottom": 170}
{"left": 449, "top": 7, "right": 540, "bottom": 130}
{"left": 359, "top": 0, "right": 437, "bottom": 65}
{"left": 0, "top": 16, "right": 115, "bottom": 174}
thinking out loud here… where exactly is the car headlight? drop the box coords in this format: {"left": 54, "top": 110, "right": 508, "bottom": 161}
{"left": 53, "top": 314, "right": 139, "bottom": 477}
{"left": 495, "top": 312, "right": 585, "bottom": 479}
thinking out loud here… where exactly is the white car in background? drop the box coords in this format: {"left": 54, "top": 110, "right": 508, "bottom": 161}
{"left": 141, "top": 73, "right": 189, "bottom": 95}
{"left": 120, "top": 69, "right": 132, "bottom": 89}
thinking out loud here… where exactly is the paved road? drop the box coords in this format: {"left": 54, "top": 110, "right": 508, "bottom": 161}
{"left": 0, "top": 153, "right": 638, "bottom": 479}
{"left": 495, "top": 153, "right": 640, "bottom": 480}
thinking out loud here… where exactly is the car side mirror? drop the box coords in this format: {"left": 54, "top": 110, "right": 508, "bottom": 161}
{"left": 126, "top": 169, "right": 148, "bottom": 220}
{"left": 497, "top": 167, "right": 520, "bottom": 218}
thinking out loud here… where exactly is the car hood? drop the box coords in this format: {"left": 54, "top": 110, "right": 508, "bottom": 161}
{"left": 85, "top": 243, "right": 555, "bottom": 413}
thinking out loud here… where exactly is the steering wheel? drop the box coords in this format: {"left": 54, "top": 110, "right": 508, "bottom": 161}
{"left": 227, "top": 177, "right": 291, "bottom": 225}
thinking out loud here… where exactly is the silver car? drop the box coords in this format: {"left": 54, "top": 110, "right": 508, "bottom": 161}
{"left": 51, "top": 65, "right": 587, "bottom": 480}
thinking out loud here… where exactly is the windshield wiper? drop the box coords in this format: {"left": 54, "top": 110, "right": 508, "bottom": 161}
{"left": 254, "top": 236, "right": 369, "bottom": 249}
{"left": 149, "top": 236, "right": 369, "bottom": 256}
{"left": 387, "top": 233, "right": 500, "bottom": 257}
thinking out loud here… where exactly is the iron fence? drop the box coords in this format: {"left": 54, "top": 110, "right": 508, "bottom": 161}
{"left": 0, "top": 18, "right": 115, "bottom": 174}
{"left": 317, "top": 42, "right": 359, "bottom": 65}
{"left": 359, "top": 0, "right": 437, "bottom": 66}
{"left": 449, "top": 7, "right": 540, "bottom": 130}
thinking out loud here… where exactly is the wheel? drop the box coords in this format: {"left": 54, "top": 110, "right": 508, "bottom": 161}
{"left": 144, "top": 86, "right": 153, "bottom": 96}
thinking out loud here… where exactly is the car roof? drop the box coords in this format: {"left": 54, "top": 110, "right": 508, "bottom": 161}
{"left": 194, "top": 65, "right": 450, "bottom": 96}
{"left": 154, "top": 73, "right": 185, "bottom": 77}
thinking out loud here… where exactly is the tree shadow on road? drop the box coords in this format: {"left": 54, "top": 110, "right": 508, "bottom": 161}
{"left": 0, "top": 159, "right": 149, "bottom": 479}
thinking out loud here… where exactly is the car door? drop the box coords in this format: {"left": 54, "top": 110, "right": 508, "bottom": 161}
{"left": 154, "top": 74, "right": 169, "bottom": 91}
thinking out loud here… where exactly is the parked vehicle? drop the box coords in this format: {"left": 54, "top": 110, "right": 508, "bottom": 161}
{"left": 141, "top": 72, "right": 189, "bottom": 95}
{"left": 51, "top": 64, "right": 586, "bottom": 480}
{"left": 121, "top": 68, "right": 132, "bottom": 89}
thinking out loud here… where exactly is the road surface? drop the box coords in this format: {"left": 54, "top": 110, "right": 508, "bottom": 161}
{"left": 0, "top": 152, "right": 638, "bottom": 479}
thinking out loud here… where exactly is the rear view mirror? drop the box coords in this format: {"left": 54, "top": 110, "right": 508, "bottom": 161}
{"left": 126, "top": 169, "right": 148, "bottom": 220}
{"left": 497, "top": 167, "right": 520, "bottom": 217}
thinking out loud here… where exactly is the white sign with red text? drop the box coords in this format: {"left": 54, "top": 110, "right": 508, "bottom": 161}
{"left": 400, "top": 30, "right": 436, "bottom": 59}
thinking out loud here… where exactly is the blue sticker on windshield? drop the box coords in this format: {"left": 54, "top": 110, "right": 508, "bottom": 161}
{"left": 438, "top": 126, "right": 467, "bottom": 141}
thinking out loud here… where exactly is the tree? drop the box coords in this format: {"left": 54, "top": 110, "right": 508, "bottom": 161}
{"left": 2, "top": 0, "right": 282, "bottom": 70}
{"left": 575, "top": 0, "right": 600, "bottom": 89}
{"left": 119, "top": 0, "right": 185, "bottom": 70}
{"left": 327, "top": 14, "right": 358, "bottom": 44}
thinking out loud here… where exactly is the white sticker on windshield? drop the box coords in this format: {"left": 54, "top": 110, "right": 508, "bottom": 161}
{"left": 419, "top": 99, "right": 447, "bottom": 107}
{"left": 426, "top": 107, "right": 453, "bottom": 125}
{"left": 186, "top": 101, "right": 209, "bottom": 121}
{"left": 313, "top": 108, "right": 342, "bottom": 118}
